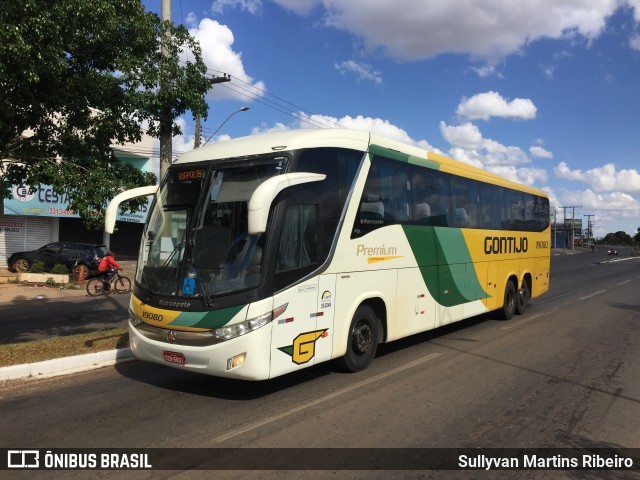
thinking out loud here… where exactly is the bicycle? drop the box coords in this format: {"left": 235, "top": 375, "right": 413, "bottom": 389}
{"left": 86, "top": 270, "right": 132, "bottom": 297}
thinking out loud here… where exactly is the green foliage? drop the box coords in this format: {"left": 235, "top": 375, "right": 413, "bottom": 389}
{"left": 52, "top": 263, "right": 70, "bottom": 274}
{"left": 0, "top": 0, "right": 210, "bottom": 227}
{"left": 29, "top": 261, "right": 45, "bottom": 273}
{"left": 601, "top": 231, "right": 634, "bottom": 246}
{"left": 45, "top": 277, "right": 57, "bottom": 286}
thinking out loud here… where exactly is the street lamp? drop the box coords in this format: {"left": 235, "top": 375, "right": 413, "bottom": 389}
{"left": 202, "top": 107, "right": 250, "bottom": 146}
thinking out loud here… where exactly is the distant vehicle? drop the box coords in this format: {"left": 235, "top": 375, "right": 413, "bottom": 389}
{"left": 607, "top": 248, "right": 618, "bottom": 256}
{"left": 7, "top": 242, "right": 108, "bottom": 279}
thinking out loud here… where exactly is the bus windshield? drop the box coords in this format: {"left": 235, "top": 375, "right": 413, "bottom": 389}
{"left": 136, "top": 158, "right": 286, "bottom": 299}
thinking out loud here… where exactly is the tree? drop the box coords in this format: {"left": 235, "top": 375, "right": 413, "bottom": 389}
{"left": 634, "top": 227, "right": 640, "bottom": 244}
{"left": 0, "top": 0, "right": 210, "bottom": 228}
{"left": 602, "top": 231, "right": 633, "bottom": 246}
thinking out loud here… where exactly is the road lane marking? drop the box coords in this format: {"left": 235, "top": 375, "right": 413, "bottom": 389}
{"left": 598, "top": 256, "right": 640, "bottom": 265}
{"left": 616, "top": 280, "right": 631, "bottom": 286}
{"left": 212, "top": 352, "right": 443, "bottom": 443}
{"left": 500, "top": 312, "right": 546, "bottom": 330}
{"left": 579, "top": 289, "right": 607, "bottom": 301}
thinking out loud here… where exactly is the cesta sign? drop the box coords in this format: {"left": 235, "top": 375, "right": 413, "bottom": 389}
{"left": 4, "top": 184, "right": 150, "bottom": 223}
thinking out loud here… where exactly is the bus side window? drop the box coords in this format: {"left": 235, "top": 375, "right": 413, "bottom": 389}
{"left": 479, "top": 183, "right": 501, "bottom": 230}
{"left": 275, "top": 204, "right": 319, "bottom": 273}
{"left": 504, "top": 190, "right": 525, "bottom": 230}
{"left": 450, "top": 176, "right": 479, "bottom": 228}
{"left": 410, "top": 168, "right": 440, "bottom": 225}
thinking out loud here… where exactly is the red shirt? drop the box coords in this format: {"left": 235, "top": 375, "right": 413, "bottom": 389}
{"left": 99, "top": 255, "right": 122, "bottom": 272}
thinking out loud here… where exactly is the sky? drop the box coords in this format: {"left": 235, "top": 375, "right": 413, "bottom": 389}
{"left": 142, "top": 0, "right": 640, "bottom": 238}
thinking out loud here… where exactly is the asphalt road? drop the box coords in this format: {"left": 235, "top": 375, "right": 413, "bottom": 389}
{"left": 0, "top": 288, "right": 130, "bottom": 343}
{"left": 2, "top": 248, "right": 639, "bottom": 479}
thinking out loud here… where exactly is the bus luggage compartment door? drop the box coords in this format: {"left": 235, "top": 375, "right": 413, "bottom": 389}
{"left": 270, "top": 277, "right": 330, "bottom": 378}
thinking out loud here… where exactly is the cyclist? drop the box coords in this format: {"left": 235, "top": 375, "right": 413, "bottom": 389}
{"left": 98, "top": 251, "right": 122, "bottom": 291}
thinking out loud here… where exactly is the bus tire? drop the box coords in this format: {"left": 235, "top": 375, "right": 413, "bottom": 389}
{"left": 497, "top": 280, "right": 516, "bottom": 320}
{"left": 515, "top": 278, "right": 530, "bottom": 315}
{"left": 338, "top": 305, "right": 380, "bottom": 373}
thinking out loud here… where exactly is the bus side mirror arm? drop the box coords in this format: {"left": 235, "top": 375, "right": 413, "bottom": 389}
{"left": 248, "top": 172, "right": 326, "bottom": 234}
{"left": 105, "top": 185, "right": 158, "bottom": 234}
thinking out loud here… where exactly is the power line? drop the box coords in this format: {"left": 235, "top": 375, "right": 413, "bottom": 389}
{"left": 191, "top": 64, "right": 346, "bottom": 130}
{"left": 217, "top": 82, "right": 336, "bottom": 130}
{"left": 208, "top": 68, "right": 317, "bottom": 118}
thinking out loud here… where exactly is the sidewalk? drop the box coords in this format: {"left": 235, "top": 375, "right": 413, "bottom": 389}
{"left": 0, "top": 260, "right": 138, "bottom": 382}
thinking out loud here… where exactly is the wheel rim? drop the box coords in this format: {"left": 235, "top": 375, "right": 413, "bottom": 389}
{"left": 74, "top": 265, "right": 89, "bottom": 282}
{"left": 352, "top": 319, "right": 373, "bottom": 356}
{"left": 14, "top": 259, "right": 29, "bottom": 272}
{"left": 87, "top": 279, "right": 104, "bottom": 296}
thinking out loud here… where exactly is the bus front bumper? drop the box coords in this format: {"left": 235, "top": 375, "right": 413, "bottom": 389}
{"left": 128, "top": 319, "right": 273, "bottom": 381}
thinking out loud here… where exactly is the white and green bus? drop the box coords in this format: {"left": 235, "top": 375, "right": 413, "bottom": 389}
{"left": 107, "top": 129, "right": 550, "bottom": 380}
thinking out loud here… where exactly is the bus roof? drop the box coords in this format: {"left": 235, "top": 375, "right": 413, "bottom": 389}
{"left": 175, "top": 128, "right": 548, "bottom": 198}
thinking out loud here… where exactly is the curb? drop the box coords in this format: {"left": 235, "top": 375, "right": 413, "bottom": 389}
{"left": 0, "top": 348, "right": 136, "bottom": 382}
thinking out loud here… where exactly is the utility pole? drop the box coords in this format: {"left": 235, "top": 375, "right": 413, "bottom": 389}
{"left": 159, "top": 0, "right": 172, "bottom": 182}
{"left": 560, "top": 205, "right": 582, "bottom": 250}
{"left": 193, "top": 75, "right": 231, "bottom": 149}
{"left": 584, "top": 214, "right": 594, "bottom": 243}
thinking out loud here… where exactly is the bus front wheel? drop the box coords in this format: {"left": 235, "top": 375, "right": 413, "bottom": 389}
{"left": 338, "top": 305, "right": 380, "bottom": 373}
{"left": 497, "top": 280, "right": 517, "bottom": 320}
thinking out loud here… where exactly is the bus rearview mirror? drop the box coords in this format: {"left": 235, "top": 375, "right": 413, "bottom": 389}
{"left": 247, "top": 172, "right": 326, "bottom": 235}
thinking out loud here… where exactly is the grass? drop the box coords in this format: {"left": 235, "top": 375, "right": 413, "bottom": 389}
{"left": 0, "top": 328, "right": 129, "bottom": 367}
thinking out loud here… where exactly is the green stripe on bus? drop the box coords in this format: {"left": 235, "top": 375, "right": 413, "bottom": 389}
{"left": 402, "top": 225, "right": 490, "bottom": 307}
{"left": 169, "top": 304, "right": 246, "bottom": 329}
{"left": 369, "top": 144, "right": 440, "bottom": 170}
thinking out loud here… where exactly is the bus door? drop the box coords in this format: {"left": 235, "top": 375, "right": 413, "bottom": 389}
{"left": 269, "top": 199, "right": 330, "bottom": 377}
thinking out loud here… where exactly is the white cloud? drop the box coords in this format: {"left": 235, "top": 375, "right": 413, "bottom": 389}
{"left": 439, "top": 122, "right": 484, "bottom": 151}
{"left": 629, "top": 33, "right": 640, "bottom": 51}
{"left": 172, "top": 117, "right": 196, "bottom": 157}
{"left": 335, "top": 60, "right": 383, "bottom": 86}
{"left": 211, "top": 0, "right": 262, "bottom": 15}
{"left": 486, "top": 166, "right": 548, "bottom": 186}
{"left": 252, "top": 113, "right": 437, "bottom": 150}
{"left": 270, "top": 0, "right": 622, "bottom": 66}
{"left": 251, "top": 122, "right": 290, "bottom": 135}
{"left": 271, "top": 0, "right": 319, "bottom": 15}
{"left": 558, "top": 188, "right": 640, "bottom": 236}
{"left": 561, "top": 189, "right": 640, "bottom": 213}
{"left": 186, "top": 18, "right": 266, "bottom": 101}
{"left": 439, "top": 121, "right": 530, "bottom": 167}
{"left": 554, "top": 161, "right": 640, "bottom": 193}
{"left": 456, "top": 92, "right": 537, "bottom": 121}
{"left": 629, "top": 0, "right": 640, "bottom": 21}
{"left": 529, "top": 146, "right": 554, "bottom": 158}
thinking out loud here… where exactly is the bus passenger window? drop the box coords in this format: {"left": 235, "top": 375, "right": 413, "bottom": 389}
{"left": 276, "top": 205, "right": 319, "bottom": 273}
{"left": 360, "top": 194, "right": 385, "bottom": 220}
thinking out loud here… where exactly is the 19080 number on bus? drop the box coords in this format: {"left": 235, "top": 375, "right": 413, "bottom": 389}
{"left": 142, "top": 311, "right": 164, "bottom": 322}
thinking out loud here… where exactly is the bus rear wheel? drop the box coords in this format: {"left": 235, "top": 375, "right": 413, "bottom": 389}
{"left": 338, "top": 305, "right": 380, "bottom": 373}
{"left": 497, "top": 280, "right": 517, "bottom": 320}
{"left": 515, "top": 278, "right": 530, "bottom": 315}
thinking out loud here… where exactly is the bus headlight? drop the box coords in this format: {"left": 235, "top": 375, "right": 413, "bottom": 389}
{"left": 214, "top": 311, "right": 272, "bottom": 340}
{"left": 129, "top": 309, "right": 144, "bottom": 327}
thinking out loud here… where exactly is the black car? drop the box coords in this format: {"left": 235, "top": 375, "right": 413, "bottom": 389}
{"left": 7, "top": 242, "right": 108, "bottom": 280}
{"left": 607, "top": 248, "right": 618, "bottom": 256}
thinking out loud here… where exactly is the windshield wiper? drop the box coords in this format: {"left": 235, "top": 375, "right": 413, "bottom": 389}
{"left": 188, "top": 237, "right": 215, "bottom": 308}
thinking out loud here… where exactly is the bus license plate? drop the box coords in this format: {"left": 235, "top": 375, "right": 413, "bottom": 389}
{"left": 163, "top": 351, "right": 186, "bottom": 366}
